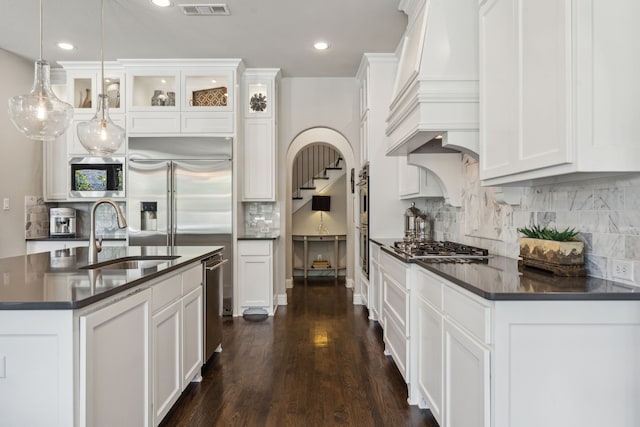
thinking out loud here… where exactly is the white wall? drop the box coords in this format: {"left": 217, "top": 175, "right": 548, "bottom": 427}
{"left": 277, "top": 78, "right": 359, "bottom": 292}
{"left": 0, "top": 49, "right": 42, "bottom": 258}
{"left": 292, "top": 174, "right": 347, "bottom": 235}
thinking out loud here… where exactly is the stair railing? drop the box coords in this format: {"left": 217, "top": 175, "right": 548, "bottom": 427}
{"left": 292, "top": 144, "right": 342, "bottom": 199}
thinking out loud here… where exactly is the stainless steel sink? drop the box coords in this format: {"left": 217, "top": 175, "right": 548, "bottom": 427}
{"left": 82, "top": 256, "right": 180, "bottom": 270}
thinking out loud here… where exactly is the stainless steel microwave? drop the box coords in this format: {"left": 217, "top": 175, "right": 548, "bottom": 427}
{"left": 69, "top": 157, "right": 125, "bottom": 198}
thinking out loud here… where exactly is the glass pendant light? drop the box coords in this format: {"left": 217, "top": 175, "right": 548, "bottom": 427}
{"left": 77, "top": 0, "right": 125, "bottom": 156}
{"left": 8, "top": 0, "right": 73, "bottom": 140}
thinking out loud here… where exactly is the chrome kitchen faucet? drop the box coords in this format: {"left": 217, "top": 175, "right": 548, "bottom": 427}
{"left": 89, "top": 198, "right": 128, "bottom": 263}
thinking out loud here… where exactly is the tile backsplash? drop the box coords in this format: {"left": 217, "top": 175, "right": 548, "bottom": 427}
{"left": 244, "top": 202, "right": 280, "bottom": 235}
{"left": 25, "top": 201, "right": 127, "bottom": 239}
{"left": 418, "top": 155, "right": 640, "bottom": 285}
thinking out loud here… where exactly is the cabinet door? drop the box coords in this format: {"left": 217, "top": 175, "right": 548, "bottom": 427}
{"left": 152, "top": 299, "right": 181, "bottom": 426}
{"left": 480, "top": 0, "right": 570, "bottom": 180}
{"left": 417, "top": 298, "right": 443, "bottom": 424}
{"left": 79, "top": 288, "right": 152, "bottom": 427}
{"left": 181, "top": 286, "right": 203, "bottom": 389}
{"left": 444, "top": 320, "right": 490, "bottom": 427}
{"left": 43, "top": 133, "right": 68, "bottom": 201}
{"left": 398, "top": 158, "right": 421, "bottom": 197}
{"left": 243, "top": 118, "right": 275, "bottom": 201}
{"left": 238, "top": 255, "right": 271, "bottom": 308}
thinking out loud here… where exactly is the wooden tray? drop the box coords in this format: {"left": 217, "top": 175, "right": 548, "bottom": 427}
{"left": 191, "top": 86, "right": 227, "bottom": 106}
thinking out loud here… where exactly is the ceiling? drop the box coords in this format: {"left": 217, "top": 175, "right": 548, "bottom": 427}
{"left": 0, "top": 0, "right": 407, "bottom": 77}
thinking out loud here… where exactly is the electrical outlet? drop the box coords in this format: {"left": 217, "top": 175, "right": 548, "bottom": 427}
{"left": 2, "top": 198, "right": 8, "bottom": 210}
{"left": 613, "top": 259, "right": 634, "bottom": 281}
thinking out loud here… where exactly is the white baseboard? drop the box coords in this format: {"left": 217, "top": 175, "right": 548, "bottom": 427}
{"left": 353, "top": 293, "right": 363, "bottom": 305}
{"left": 277, "top": 293, "right": 288, "bottom": 306}
{"left": 346, "top": 277, "right": 354, "bottom": 289}
{"left": 285, "top": 278, "right": 293, "bottom": 289}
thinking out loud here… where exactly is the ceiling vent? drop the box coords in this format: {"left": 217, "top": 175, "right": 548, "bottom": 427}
{"left": 180, "top": 3, "right": 230, "bottom": 16}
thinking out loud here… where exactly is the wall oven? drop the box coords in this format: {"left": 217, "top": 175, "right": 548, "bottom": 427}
{"left": 358, "top": 163, "right": 369, "bottom": 278}
{"left": 69, "top": 157, "right": 125, "bottom": 198}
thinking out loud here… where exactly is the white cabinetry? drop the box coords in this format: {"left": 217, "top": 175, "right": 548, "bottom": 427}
{"left": 43, "top": 134, "right": 69, "bottom": 201}
{"left": 237, "top": 240, "right": 276, "bottom": 315}
{"left": 242, "top": 69, "right": 280, "bottom": 201}
{"left": 79, "top": 288, "right": 152, "bottom": 427}
{"left": 411, "top": 268, "right": 491, "bottom": 427}
{"left": 151, "top": 263, "right": 203, "bottom": 426}
{"left": 380, "top": 250, "right": 411, "bottom": 383}
{"left": 398, "top": 157, "right": 444, "bottom": 199}
{"left": 479, "top": 0, "right": 640, "bottom": 185}
{"left": 368, "top": 241, "right": 382, "bottom": 323}
{"left": 356, "top": 54, "right": 404, "bottom": 238}
{"left": 151, "top": 299, "right": 181, "bottom": 425}
{"left": 121, "top": 59, "right": 241, "bottom": 136}
{"left": 0, "top": 310, "right": 74, "bottom": 427}
{"left": 413, "top": 268, "right": 443, "bottom": 424}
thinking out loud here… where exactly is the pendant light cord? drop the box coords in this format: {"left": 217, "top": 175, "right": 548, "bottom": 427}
{"left": 39, "top": 0, "right": 43, "bottom": 60}
{"left": 100, "top": 0, "right": 105, "bottom": 119}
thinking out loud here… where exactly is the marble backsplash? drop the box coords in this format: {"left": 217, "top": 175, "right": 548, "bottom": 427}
{"left": 25, "top": 200, "right": 127, "bottom": 239}
{"left": 416, "top": 155, "right": 640, "bottom": 285}
{"left": 243, "top": 202, "right": 280, "bottom": 235}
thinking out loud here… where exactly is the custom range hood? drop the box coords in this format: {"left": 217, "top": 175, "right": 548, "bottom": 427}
{"left": 386, "top": 0, "right": 479, "bottom": 156}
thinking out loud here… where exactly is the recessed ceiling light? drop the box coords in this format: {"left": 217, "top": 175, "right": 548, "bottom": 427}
{"left": 314, "top": 41, "right": 330, "bottom": 50}
{"left": 211, "top": 79, "right": 217, "bottom": 83}
{"left": 57, "top": 42, "right": 75, "bottom": 50}
{"left": 161, "top": 79, "right": 167, "bottom": 84}
{"left": 150, "top": 0, "right": 172, "bottom": 7}
{"left": 435, "top": 134, "right": 443, "bottom": 139}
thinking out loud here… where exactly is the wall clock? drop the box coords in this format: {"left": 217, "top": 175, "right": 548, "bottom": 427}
{"left": 250, "top": 93, "right": 267, "bottom": 112}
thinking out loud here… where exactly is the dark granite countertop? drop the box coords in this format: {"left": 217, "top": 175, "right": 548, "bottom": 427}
{"left": 373, "top": 238, "right": 640, "bottom": 301}
{"left": 237, "top": 233, "right": 280, "bottom": 240}
{"left": 26, "top": 237, "right": 127, "bottom": 241}
{"left": 0, "top": 245, "right": 223, "bottom": 310}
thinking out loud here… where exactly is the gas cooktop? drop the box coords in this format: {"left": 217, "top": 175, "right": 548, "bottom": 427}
{"left": 393, "top": 240, "right": 490, "bottom": 261}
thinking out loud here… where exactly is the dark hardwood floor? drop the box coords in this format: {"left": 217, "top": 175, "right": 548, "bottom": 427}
{"left": 160, "top": 277, "right": 439, "bottom": 427}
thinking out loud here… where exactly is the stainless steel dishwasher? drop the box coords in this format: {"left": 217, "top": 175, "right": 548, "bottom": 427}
{"left": 203, "top": 253, "right": 227, "bottom": 363}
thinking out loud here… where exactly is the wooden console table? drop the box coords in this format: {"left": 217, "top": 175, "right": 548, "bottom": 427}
{"left": 292, "top": 234, "right": 347, "bottom": 278}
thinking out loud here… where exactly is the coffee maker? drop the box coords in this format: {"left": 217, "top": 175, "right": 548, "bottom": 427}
{"left": 50, "top": 208, "right": 76, "bottom": 237}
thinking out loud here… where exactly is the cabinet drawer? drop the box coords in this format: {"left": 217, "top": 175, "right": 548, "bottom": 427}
{"left": 381, "top": 251, "right": 408, "bottom": 287}
{"left": 128, "top": 112, "right": 180, "bottom": 134}
{"left": 415, "top": 268, "right": 443, "bottom": 310}
{"left": 181, "top": 263, "right": 203, "bottom": 295}
{"left": 238, "top": 240, "right": 271, "bottom": 256}
{"left": 384, "top": 309, "right": 408, "bottom": 381}
{"left": 182, "top": 112, "right": 233, "bottom": 134}
{"left": 152, "top": 273, "right": 182, "bottom": 312}
{"left": 384, "top": 273, "right": 408, "bottom": 334}
{"left": 443, "top": 285, "right": 491, "bottom": 344}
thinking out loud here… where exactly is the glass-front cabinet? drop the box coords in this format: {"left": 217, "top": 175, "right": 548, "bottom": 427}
{"left": 128, "top": 70, "right": 180, "bottom": 112}
{"left": 182, "top": 70, "right": 234, "bottom": 112}
{"left": 122, "top": 59, "right": 241, "bottom": 135}
{"left": 61, "top": 62, "right": 125, "bottom": 115}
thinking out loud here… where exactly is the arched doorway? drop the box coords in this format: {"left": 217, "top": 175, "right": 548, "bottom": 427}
{"left": 285, "top": 127, "right": 356, "bottom": 294}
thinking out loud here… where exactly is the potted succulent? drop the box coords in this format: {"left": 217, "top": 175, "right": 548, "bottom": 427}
{"left": 517, "top": 225, "right": 585, "bottom": 276}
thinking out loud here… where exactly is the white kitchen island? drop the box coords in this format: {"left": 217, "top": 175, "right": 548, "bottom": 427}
{"left": 0, "top": 245, "right": 221, "bottom": 427}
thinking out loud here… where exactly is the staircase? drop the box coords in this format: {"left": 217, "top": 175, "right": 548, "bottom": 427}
{"left": 292, "top": 144, "right": 344, "bottom": 212}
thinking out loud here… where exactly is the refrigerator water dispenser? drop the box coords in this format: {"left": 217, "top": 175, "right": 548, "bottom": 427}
{"left": 141, "top": 202, "right": 157, "bottom": 231}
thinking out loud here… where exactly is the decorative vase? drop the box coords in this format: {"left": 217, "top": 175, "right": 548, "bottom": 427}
{"left": 81, "top": 88, "right": 91, "bottom": 108}
{"left": 167, "top": 91, "right": 175, "bottom": 106}
{"left": 151, "top": 90, "right": 163, "bottom": 106}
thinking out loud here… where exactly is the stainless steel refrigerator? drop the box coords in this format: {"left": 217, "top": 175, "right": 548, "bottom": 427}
{"left": 127, "top": 137, "right": 234, "bottom": 314}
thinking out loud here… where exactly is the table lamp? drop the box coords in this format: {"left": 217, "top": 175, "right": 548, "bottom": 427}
{"left": 312, "top": 195, "right": 330, "bottom": 234}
